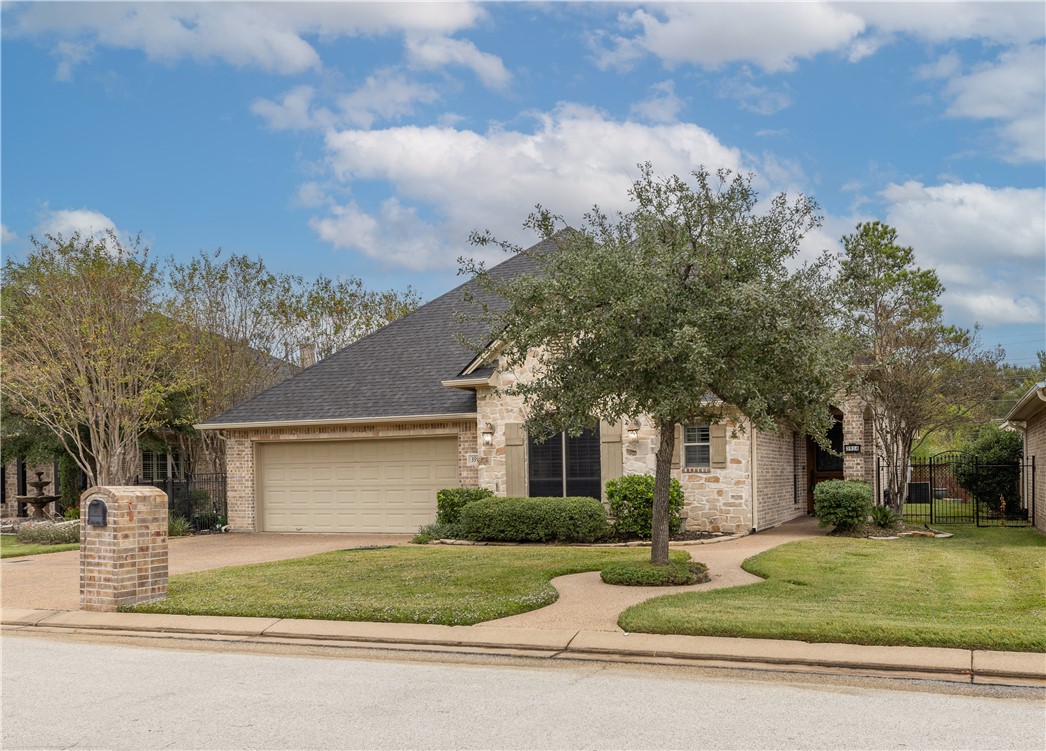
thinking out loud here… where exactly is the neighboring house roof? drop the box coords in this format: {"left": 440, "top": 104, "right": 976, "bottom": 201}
{"left": 1005, "top": 380, "right": 1046, "bottom": 423}
{"left": 197, "top": 239, "right": 552, "bottom": 428}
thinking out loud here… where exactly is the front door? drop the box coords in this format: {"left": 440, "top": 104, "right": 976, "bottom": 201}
{"left": 806, "top": 415, "right": 844, "bottom": 513}
{"left": 528, "top": 427, "right": 602, "bottom": 500}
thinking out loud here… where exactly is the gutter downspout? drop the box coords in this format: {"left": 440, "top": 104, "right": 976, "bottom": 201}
{"left": 750, "top": 418, "right": 758, "bottom": 534}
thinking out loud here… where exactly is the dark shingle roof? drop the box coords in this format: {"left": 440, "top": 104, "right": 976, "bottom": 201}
{"left": 199, "top": 240, "right": 549, "bottom": 426}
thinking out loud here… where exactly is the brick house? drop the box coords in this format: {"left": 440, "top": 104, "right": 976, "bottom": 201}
{"left": 199, "top": 238, "right": 876, "bottom": 536}
{"left": 1005, "top": 380, "right": 1045, "bottom": 533}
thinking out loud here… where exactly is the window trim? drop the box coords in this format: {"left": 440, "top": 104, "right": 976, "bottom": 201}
{"left": 682, "top": 424, "right": 712, "bottom": 469}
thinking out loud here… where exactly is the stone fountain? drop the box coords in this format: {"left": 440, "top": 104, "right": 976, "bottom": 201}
{"left": 15, "top": 471, "right": 60, "bottom": 520}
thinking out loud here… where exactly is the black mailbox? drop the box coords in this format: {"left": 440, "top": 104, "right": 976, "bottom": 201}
{"left": 87, "top": 498, "right": 108, "bottom": 527}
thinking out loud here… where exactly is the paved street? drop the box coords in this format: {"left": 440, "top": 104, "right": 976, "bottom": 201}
{"left": 4, "top": 632, "right": 1043, "bottom": 750}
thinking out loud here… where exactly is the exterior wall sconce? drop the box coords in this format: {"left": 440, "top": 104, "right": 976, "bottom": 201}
{"left": 481, "top": 422, "right": 495, "bottom": 447}
{"left": 627, "top": 418, "right": 641, "bottom": 443}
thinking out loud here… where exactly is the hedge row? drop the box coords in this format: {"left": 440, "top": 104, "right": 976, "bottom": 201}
{"left": 459, "top": 496, "right": 609, "bottom": 543}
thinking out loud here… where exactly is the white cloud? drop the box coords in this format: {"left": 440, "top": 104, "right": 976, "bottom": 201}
{"left": 916, "top": 51, "right": 963, "bottom": 81}
{"left": 849, "top": 2, "right": 1046, "bottom": 46}
{"left": 8, "top": 2, "right": 487, "bottom": 76}
{"left": 597, "top": 3, "right": 865, "bottom": 72}
{"left": 405, "top": 34, "right": 511, "bottom": 90}
{"left": 251, "top": 85, "right": 327, "bottom": 131}
{"left": 878, "top": 180, "right": 1046, "bottom": 325}
{"left": 35, "top": 208, "right": 123, "bottom": 251}
{"left": 719, "top": 70, "right": 792, "bottom": 115}
{"left": 337, "top": 69, "right": 441, "bottom": 128}
{"left": 629, "top": 80, "right": 684, "bottom": 124}
{"left": 942, "top": 44, "right": 1045, "bottom": 163}
{"left": 310, "top": 104, "right": 745, "bottom": 268}
{"left": 1, "top": 224, "right": 18, "bottom": 245}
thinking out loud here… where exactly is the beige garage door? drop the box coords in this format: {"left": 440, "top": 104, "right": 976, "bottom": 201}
{"left": 257, "top": 437, "right": 458, "bottom": 533}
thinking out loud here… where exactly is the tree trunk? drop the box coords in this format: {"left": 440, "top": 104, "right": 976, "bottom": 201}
{"left": 651, "top": 419, "right": 676, "bottom": 565}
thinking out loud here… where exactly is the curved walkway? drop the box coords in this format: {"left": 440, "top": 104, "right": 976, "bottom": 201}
{"left": 478, "top": 516, "right": 825, "bottom": 632}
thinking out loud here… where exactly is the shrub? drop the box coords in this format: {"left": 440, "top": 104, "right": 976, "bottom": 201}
{"left": 411, "top": 521, "right": 464, "bottom": 544}
{"left": 436, "top": 487, "right": 494, "bottom": 524}
{"left": 814, "top": 480, "right": 872, "bottom": 531}
{"left": 955, "top": 426, "right": 1023, "bottom": 513}
{"left": 605, "top": 474, "right": 685, "bottom": 539}
{"left": 459, "top": 496, "right": 610, "bottom": 543}
{"left": 600, "top": 559, "right": 709, "bottom": 586}
{"left": 869, "top": 505, "right": 899, "bottom": 529}
{"left": 168, "top": 516, "right": 192, "bottom": 537}
{"left": 15, "top": 520, "right": 79, "bottom": 545}
{"left": 63, "top": 506, "right": 81, "bottom": 520}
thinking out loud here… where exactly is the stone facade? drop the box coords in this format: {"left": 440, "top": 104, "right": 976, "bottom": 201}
{"left": 223, "top": 420, "right": 477, "bottom": 532}
{"left": 80, "top": 485, "right": 168, "bottom": 611}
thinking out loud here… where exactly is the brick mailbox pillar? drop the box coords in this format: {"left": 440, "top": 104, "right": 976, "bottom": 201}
{"left": 80, "top": 486, "right": 168, "bottom": 612}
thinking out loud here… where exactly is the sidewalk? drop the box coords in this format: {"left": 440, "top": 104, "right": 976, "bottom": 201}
{"left": 4, "top": 607, "right": 1044, "bottom": 687}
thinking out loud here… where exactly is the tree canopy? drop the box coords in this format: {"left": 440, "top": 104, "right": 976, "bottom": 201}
{"left": 464, "top": 164, "right": 846, "bottom": 563}
{"left": 836, "top": 221, "right": 1004, "bottom": 512}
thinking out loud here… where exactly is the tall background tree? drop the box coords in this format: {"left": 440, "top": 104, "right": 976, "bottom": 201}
{"left": 465, "top": 164, "right": 845, "bottom": 564}
{"left": 836, "top": 221, "right": 1004, "bottom": 513}
{"left": 166, "top": 250, "right": 420, "bottom": 470}
{"left": 1, "top": 232, "right": 189, "bottom": 486}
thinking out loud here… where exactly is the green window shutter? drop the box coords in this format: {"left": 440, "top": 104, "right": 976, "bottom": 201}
{"left": 670, "top": 424, "right": 683, "bottom": 469}
{"left": 599, "top": 420, "right": 622, "bottom": 499}
{"left": 710, "top": 424, "right": 728, "bottom": 468}
{"left": 504, "top": 422, "right": 526, "bottom": 497}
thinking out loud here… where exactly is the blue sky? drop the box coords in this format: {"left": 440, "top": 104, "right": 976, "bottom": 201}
{"left": 2, "top": 1, "right": 1044, "bottom": 366}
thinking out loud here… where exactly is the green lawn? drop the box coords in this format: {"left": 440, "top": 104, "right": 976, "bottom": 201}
{"left": 0, "top": 533, "right": 79, "bottom": 559}
{"left": 129, "top": 546, "right": 690, "bottom": 625}
{"left": 619, "top": 525, "right": 1046, "bottom": 652}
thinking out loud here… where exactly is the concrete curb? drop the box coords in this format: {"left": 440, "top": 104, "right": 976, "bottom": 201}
{"left": 3, "top": 608, "right": 1043, "bottom": 687}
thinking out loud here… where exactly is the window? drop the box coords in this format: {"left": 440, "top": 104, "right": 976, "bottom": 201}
{"left": 527, "top": 427, "right": 601, "bottom": 500}
{"left": 141, "top": 450, "right": 183, "bottom": 483}
{"left": 683, "top": 425, "right": 711, "bottom": 468}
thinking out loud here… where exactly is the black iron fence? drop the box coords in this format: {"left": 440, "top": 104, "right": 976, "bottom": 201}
{"left": 878, "top": 453, "right": 1034, "bottom": 527}
{"left": 135, "top": 473, "right": 228, "bottom": 531}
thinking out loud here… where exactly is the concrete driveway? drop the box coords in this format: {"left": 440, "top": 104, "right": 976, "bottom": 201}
{"left": 1, "top": 532, "right": 411, "bottom": 611}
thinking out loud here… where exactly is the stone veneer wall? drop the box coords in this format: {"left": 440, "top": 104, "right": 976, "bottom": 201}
{"left": 755, "top": 430, "right": 805, "bottom": 530}
{"left": 223, "top": 420, "right": 477, "bottom": 532}
{"left": 1025, "top": 409, "right": 1045, "bottom": 534}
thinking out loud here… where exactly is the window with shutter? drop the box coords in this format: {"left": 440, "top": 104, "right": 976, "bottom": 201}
{"left": 683, "top": 425, "right": 711, "bottom": 468}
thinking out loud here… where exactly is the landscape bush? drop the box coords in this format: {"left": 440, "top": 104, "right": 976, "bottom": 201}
{"left": 168, "top": 516, "right": 192, "bottom": 537}
{"left": 411, "top": 521, "right": 465, "bottom": 544}
{"left": 15, "top": 520, "right": 79, "bottom": 545}
{"left": 600, "top": 559, "right": 709, "bottom": 586}
{"left": 459, "top": 496, "right": 609, "bottom": 543}
{"left": 605, "top": 474, "right": 685, "bottom": 539}
{"left": 814, "top": 480, "right": 872, "bottom": 531}
{"left": 192, "top": 511, "right": 226, "bottom": 531}
{"left": 869, "top": 505, "right": 899, "bottom": 529}
{"left": 955, "top": 425, "right": 1023, "bottom": 513}
{"left": 436, "top": 487, "right": 495, "bottom": 524}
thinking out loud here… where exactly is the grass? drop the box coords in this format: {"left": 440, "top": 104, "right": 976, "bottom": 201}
{"left": 129, "top": 546, "right": 690, "bottom": 625}
{"left": 0, "top": 533, "right": 79, "bottom": 558}
{"left": 619, "top": 525, "right": 1046, "bottom": 652}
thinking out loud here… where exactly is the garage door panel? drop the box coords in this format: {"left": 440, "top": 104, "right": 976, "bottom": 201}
{"left": 259, "top": 437, "right": 457, "bottom": 533}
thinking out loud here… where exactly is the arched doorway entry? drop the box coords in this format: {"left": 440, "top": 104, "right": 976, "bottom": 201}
{"left": 806, "top": 408, "right": 844, "bottom": 513}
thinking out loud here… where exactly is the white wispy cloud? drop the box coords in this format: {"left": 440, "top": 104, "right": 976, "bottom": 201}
{"left": 629, "top": 80, "right": 685, "bottom": 124}
{"left": 34, "top": 207, "right": 125, "bottom": 252}
{"left": 878, "top": 180, "right": 1046, "bottom": 325}
{"left": 8, "top": 2, "right": 489, "bottom": 77}
{"left": 1, "top": 224, "right": 18, "bottom": 245}
{"left": 309, "top": 103, "right": 745, "bottom": 268}
{"left": 942, "top": 44, "right": 1046, "bottom": 163}
{"left": 405, "top": 34, "right": 511, "bottom": 90}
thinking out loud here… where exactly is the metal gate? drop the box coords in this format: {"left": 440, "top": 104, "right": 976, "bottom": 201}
{"left": 878, "top": 453, "right": 1034, "bottom": 526}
